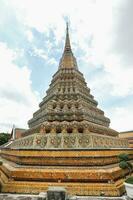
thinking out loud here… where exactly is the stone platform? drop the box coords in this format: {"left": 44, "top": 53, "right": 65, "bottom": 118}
{"left": 0, "top": 148, "right": 133, "bottom": 196}
{"left": 1, "top": 147, "right": 133, "bottom": 166}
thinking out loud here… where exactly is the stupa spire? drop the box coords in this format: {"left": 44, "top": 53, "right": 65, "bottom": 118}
{"left": 59, "top": 22, "right": 78, "bottom": 69}
{"left": 64, "top": 22, "right": 72, "bottom": 52}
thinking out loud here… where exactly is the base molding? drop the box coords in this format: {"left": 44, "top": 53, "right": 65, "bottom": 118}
{"left": 0, "top": 159, "right": 129, "bottom": 196}
{"left": 0, "top": 168, "right": 125, "bottom": 196}
{"left": 0, "top": 148, "right": 132, "bottom": 196}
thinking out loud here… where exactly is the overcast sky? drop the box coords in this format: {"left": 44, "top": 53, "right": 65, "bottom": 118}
{"left": 0, "top": 0, "right": 133, "bottom": 133}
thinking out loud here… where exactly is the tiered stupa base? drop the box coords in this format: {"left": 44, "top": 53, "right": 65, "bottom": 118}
{"left": 0, "top": 162, "right": 129, "bottom": 196}
{"left": 0, "top": 133, "right": 132, "bottom": 196}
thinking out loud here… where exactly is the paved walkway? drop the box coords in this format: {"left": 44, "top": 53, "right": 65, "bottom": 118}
{"left": 0, "top": 194, "right": 38, "bottom": 200}
{"left": 0, "top": 194, "right": 129, "bottom": 200}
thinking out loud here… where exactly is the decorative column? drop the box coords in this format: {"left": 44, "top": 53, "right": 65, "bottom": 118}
{"left": 40, "top": 124, "right": 46, "bottom": 134}
{"left": 72, "top": 123, "right": 78, "bottom": 133}
{"left": 50, "top": 125, "right": 56, "bottom": 134}
{"left": 61, "top": 124, "right": 67, "bottom": 134}
{"left": 83, "top": 124, "right": 88, "bottom": 133}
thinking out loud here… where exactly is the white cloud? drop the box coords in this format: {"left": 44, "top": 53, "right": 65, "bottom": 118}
{"left": 106, "top": 105, "right": 133, "bottom": 132}
{"left": 26, "top": 30, "right": 34, "bottom": 42}
{"left": 0, "top": 42, "right": 39, "bottom": 132}
{"left": 32, "top": 47, "right": 48, "bottom": 60}
{"left": 11, "top": 0, "right": 133, "bottom": 93}
{"left": 104, "top": 56, "right": 133, "bottom": 97}
{"left": 47, "top": 58, "right": 57, "bottom": 65}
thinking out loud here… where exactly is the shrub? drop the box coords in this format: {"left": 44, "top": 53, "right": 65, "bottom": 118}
{"left": 119, "top": 161, "right": 129, "bottom": 169}
{"left": 118, "top": 153, "right": 133, "bottom": 181}
{"left": 125, "top": 176, "right": 133, "bottom": 184}
{"left": 118, "top": 153, "right": 129, "bottom": 161}
{"left": 127, "top": 161, "right": 133, "bottom": 170}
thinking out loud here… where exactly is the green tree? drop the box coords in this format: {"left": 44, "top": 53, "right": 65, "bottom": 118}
{"left": 0, "top": 133, "right": 10, "bottom": 146}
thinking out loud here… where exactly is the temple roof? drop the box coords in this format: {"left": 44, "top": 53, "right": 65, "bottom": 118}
{"left": 59, "top": 23, "right": 78, "bottom": 69}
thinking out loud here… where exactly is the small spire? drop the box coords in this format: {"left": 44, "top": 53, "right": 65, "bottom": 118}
{"left": 10, "top": 124, "right": 15, "bottom": 140}
{"left": 59, "top": 22, "right": 78, "bottom": 69}
{"left": 64, "top": 22, "right": 71, "bottom": 52}
{"left": 66, "top": 21, "right": 69, "bottom": 31}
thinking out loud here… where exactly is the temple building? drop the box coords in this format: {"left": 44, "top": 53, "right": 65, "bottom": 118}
{"left": 0, "top": 24, "right": 132, "bottom": 197}
{"left": 119, "top": 130, "right": 133, "bottom": 148}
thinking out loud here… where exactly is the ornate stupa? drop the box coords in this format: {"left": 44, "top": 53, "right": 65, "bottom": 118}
{"left": 25, "top": 23, "right": 118, "bottom": 141}
{"left": 0, "top": 24, "right": 132, "bottom": 196}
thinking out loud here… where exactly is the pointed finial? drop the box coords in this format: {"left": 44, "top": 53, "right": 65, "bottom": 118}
{"left": 59, "top": 22, "right": 78, "bottom": 69}
{"left": 66, "top": 21, "right": 69, "bottom": 32}
{"left": 64, "top": 21, "right": 71, "bottom": 51}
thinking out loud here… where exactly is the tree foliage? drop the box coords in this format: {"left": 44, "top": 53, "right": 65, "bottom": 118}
{"left": 0, "top": 133, "right": 10, "bottom": 146}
